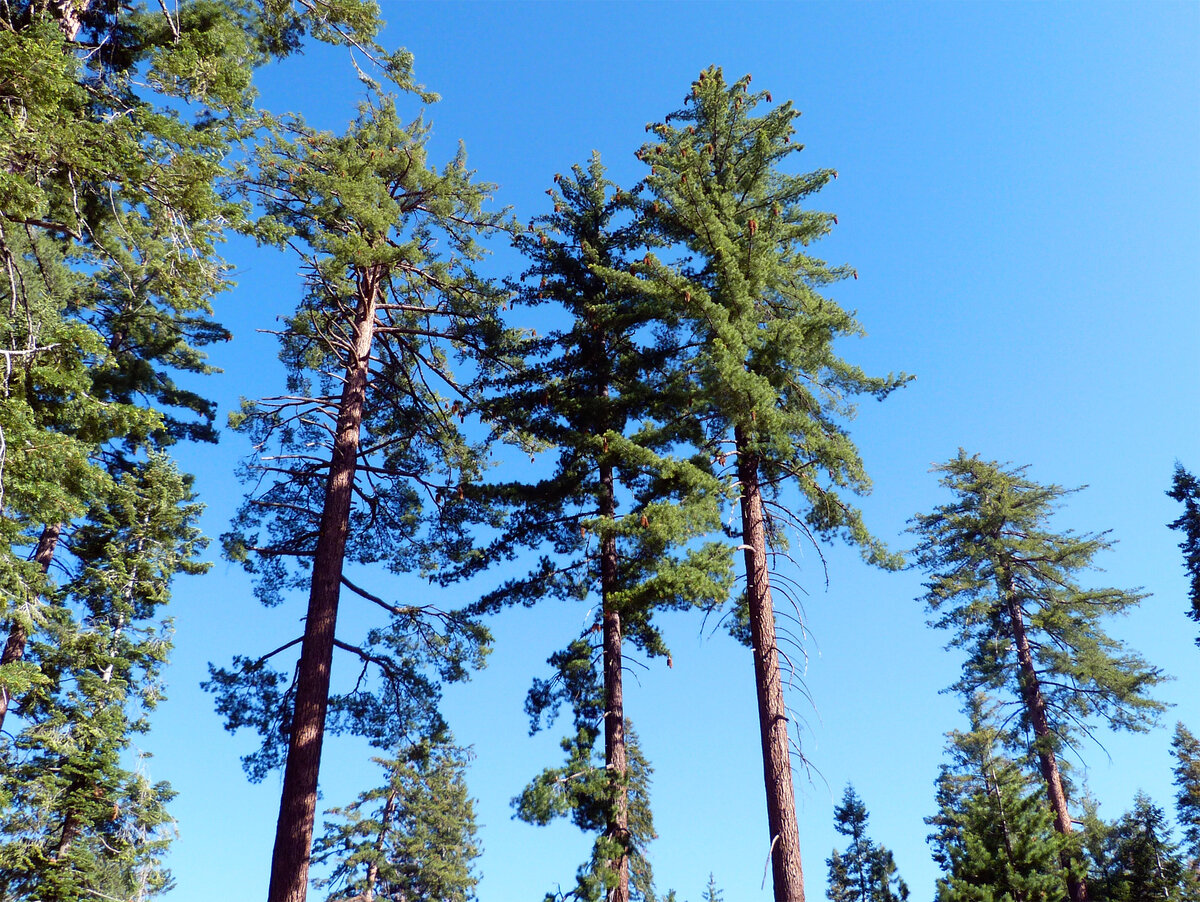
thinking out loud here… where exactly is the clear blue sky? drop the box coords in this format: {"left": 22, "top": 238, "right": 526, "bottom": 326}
{"left": 150, "top": 3, "right": 1198, "bottom": 900}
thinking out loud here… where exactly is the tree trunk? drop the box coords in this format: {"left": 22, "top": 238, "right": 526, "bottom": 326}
{"left": 599, "top": 458, "right": 630, "bottom": 902}
{"left": 1001, "top": 571, "right": 1088, "bottom": 902}
{"left": 267, "top": 266, "right": 381, "bottom": 902}
{"left": 0, "top": 523, "right": 61, "bottom": 733}
{"left": 735, "top": 435, "right": 805, "bottom": 902}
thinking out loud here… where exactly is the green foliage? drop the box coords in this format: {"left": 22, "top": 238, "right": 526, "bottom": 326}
{"left": 927, "top": 696, "right": 1068, "bottom": 902}
{"left": 1172, "top": 722, "right": 1200, "bottom": 862}
{"left": 910, "top": 451, "right": 1166, "bottom": 751}
{"left": 1085, "top": 792, "right": 1199, "bottom": 902}
{"left": 0, "top": 455, "right": 205, "bottom": 900}
{"left": 1168, "top": 463, "right": 1200, "bottom": 644}
{"left": 208, "top": 84, "right": 509, "bottom": 772}
{"left": 629, "top": 65, "right": 910, "bottom": 570}
{"left": 313, "top": 740, "right": 480, "bottom": 902}
{"left": 826, "top": 785, "right": 908, "bottom": 902}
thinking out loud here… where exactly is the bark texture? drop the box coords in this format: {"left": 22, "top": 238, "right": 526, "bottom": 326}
{"left": 736, "top": 442, "right": 805, "bottom": 902}
{"left": 599, "top": 460, "right": 630, "bottom": 902}
{"left": 1001, "top": 572, "right": 1088, "bottom": 902}
{"left": 0, "top": 523, "right": 62, "bottom": 733}
{"left": 267, "top": 268, "right": 381, "bottom": 902}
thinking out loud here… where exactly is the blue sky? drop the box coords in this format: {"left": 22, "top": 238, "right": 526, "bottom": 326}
{"left": 147, "top": 3, "right": 1199, "bottom": 900}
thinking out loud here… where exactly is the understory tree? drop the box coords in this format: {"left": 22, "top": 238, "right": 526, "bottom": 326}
{"left": 313, "top": 739, "right": 480, "bottom": 902}
{"left": 911, "top": 452, "right": 1167, "bottom": 902}
{"left": 826, "top": 785, "right": 908, "bottom": 902}
{"left": 926, "top": 696, "right": 1067, "bottom": 902}
{"left": 208, "top": 83, "right": 511, "bottom": 902}
{"left": 1172, "top": 723, "right": 1200, "bottom": 864}
{"left": 1085, "top": 792, "right": 1198, "bottom": 902}
{"left": 470, "top": 156, "right": 731, "bottom": 902}
{"left": 630, "top": 66, "right": 910, "bottom": 902}
{"left": 1168, "top": 464, "right": 1200, "bottom": 645}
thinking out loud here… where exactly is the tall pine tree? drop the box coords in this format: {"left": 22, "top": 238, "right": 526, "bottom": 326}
{"left": 629, "top": 67, "right": 910, "bottom": 902}
{"left": 468, "top": 156, "right": 731, "bottom": 902}
{"left": 911, "top": 452, "right": 1166, "bottom": 902}
{"left": 1168, "top": 464, "right": 1200, "bottom": 645}
{"left": 209, "top": 82, "right": 510, "bottom": 902}
{"left": 1172, "top": 723, "right": 1200, "bottom": 864}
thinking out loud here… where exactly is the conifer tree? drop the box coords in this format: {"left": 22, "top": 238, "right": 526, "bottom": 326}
{"left": 467, "top": 156, "right": 731, "bottom": 902}
{"left": 1172, "top": 723, "right": 1200, "bottom": 863}
{"left": 208, "top": 82, "right": 510, "bottom": 902}
{"left": 628, "top": 66, "right": 910, "bottom": 902}
{"left": 702, "top": 874, "right": 724, "bottom": 902}
{"left": 911, "top": 452, "right": 1167, "bottom": 902}
{"left": 312, "top": 739, "right": 480, "bottom": 902}
{"left": 825, "top": 786, "right": 908, "bottom": 902}
{"left": 1086, "top": 793, "right": 1198, "bottom": 902}
{"left": 1168, "top": 464, "right": 1200, "bottom": 645}
{"left": 926, "top": 696, "right": 1067, "bottom": 902}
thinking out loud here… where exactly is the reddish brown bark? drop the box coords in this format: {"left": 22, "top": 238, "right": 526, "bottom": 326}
{"left": 735, "top": 437, "right": 805, "bottom": 902}
{"left": 599, "top": 459, "right": 630, "bottom": 902}
{"left": 267, "top": 267, "right": 381, "bottom": 902}
{"left": 0, "top": 523, "right": 62, "bottom": 734}
{"left": 1001, "top": 571, "right": 1088, "bottom": 902}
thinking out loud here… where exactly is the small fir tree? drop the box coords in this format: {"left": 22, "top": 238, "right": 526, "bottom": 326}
{"left": 826, "top": 785, "right": 908, "bottom": 902}
{"left": 926, "top": 696, "right": 1067, "bottom": 902}
{"left": 312, "top": 740, "right": 479, "bottom": 902}
{"left": 1172, "top": 723, "right": 1200, "bottom": 864}
{"left": 1086, "top": 792, "right": 1198, "bottom": 902}
{"left": 911, "top": 452, "right": 1167, "bottom": 902}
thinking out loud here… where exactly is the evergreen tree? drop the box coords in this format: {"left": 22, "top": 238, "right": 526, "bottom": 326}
{"left": 468, "top": 156, "right": 731, "bottom": 902}
{"left": 926, "top": 696, "right": 1067, "bottom": 902}
{"left": 825, "top": 786, "right": 908, "bottom": 902}
{"left": 208, "top": 82, "right": 510, "bottom": 902}
{"left": 312, "top": 740, "right": 479, "bottom": 902}
{"left": 1172, "top": 722, "right": 1200, "bottom": 863}
{"left": 0, "top": 454, "right": 205, "bottom": 899}
{"left": 702, "top": 874, "right": 724, "bottom": 902}
{"left": 1168, "top": 464, "right": 1200, "bottom": 645}
{"left": 628, "top": 66, "right": 910, "bottom": 902}
{"left": 1086, "top": 792, "right": 1198, "bottom": 902}
{"left": 911, "top": 452, "right": 1167, "bottom": 902}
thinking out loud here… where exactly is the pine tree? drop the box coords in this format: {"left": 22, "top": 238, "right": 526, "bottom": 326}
{"left": 312, "top": 739, "right": 479, "bottom": 902}
{"left": 702, "top": 874, "right": 724, "bottom": 902}
{"left": 468, "top": 156, "right": 731, "bottom": 902}
{"left": 1168, "top": 464, "right": 1200, "bottom": 645}
{"left": 911, "top": 452, "right": 1167, "bottom": 902}
{"left": 1172, "top": 723, "right": 1200, "bottom": 864}
{"left": 825, "top": 785, "right": 908, "bottom": 902}
{"left": 1086, "top": 792, "right": 1198, "bottom": 902}
{"left": 207, "top": 81, "right": 510, "bottom": 902}
{"left": 926, "top": 695, "right": 1067, "bottom": 902}
{"left": 629, "top": 66, "right": 910, "bottom": 902}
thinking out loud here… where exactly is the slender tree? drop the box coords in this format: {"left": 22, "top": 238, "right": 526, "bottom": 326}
{"left": 627, "top": 66, "right": 910, "bottom": 902}
{"left": 467, "top": 156, "right": 731, "bottom": 902}
{"left": 911, "top": 451, "right": 1167, "bottom": 902}
{"left": 1168, "top": 464, "right": 1200, "bottom": 645}
{"left": 826, "top": 786, "right": 908, "bottom": 902}
{"left": 312, "top": 739, "right": 480, "bottom": 902}
{"left": 208, "top": 84, "right": 510, "bottom": 902}
{"left": 1172, "top": 723, "right": 1200, "bottom": 864}
{"left": 927, "top": 695, "right": 1067, "bottom": 902}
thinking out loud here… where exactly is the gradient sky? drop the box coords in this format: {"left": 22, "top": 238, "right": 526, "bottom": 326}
{"left": 144, "top": 3, "right": 1199, "bottom": 900}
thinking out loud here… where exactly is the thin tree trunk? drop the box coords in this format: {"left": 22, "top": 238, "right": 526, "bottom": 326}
{"left": 267, "top": 266, "right": 382, "bottom": 902}
{"left": 599, "top": 458, "right": 630, "bottom": 902}
{"left": 983, "top": 758, "right": 1026, "bottom": 902}
{"left": 0, "top": 523, "right": 61, "bottom": 734}
{"left": 735, "top": 435, "right": 804, "bottom": 902}
{"left": 363, "top": 788, "right": 397, "bottom": 902}
{"left": 1001, "top": 571, "right": 1088, "bottom": 902}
